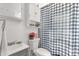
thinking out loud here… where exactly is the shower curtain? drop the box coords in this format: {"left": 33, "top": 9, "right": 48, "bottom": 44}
{"left": 40, "top": 3, "right": 79, "bottom": 56}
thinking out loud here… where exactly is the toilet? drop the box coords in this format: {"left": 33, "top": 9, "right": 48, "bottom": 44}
{"left": 34, "top": 48, "right": 51, "bottom": 56}
{"left": 29, "top": 38, "right": 51, "bottom": 56}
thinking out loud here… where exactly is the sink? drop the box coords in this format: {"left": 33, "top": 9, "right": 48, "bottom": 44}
{"left": 7, "top": 43, "right": 25, "bottom": 55}
{"left": 7, "top": 43, "right": 29, "bottom": 55}
{"left": 8, "top": 43, "right": 22, "bottom": 50}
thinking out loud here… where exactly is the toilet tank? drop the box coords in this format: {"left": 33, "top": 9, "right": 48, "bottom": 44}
{"left": 28, "top": 38, "right": 40, "bottom": 50}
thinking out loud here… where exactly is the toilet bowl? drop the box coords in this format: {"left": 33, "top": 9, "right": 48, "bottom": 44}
{"left": 34, "top": 48, "right": 51, "bottom": 56}
{"left": 29, "top": 38, "right": 51, "bottom": 56}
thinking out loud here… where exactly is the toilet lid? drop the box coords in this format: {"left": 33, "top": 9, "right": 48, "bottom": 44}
{"left": 34, "top": 48, "right": 51, "bottom": 56}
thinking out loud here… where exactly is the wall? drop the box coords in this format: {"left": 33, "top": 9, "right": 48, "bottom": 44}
{"left": 5, "top": 20, "right": 23, "bottom": 43}
{"left": 5, "top": 18, "right": 38, "bottom": 45}
{"left": 0, "top": 3, "right": 21, "bottom": 18}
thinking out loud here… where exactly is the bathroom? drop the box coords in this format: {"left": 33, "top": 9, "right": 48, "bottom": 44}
{"left": 0, "top": 2, "right": 79, "bottom": 57}
{"left": 0, "top": 3, "right": 49, "bottom": 56}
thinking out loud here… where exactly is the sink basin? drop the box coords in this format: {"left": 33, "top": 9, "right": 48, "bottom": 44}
{"left": 8, "top": 43, "right": 22, "bottom": 50}
{"left": 7, "top": 43, "right": 29, "bottom": 55}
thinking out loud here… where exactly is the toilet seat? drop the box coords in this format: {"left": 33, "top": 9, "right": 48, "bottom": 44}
{"left": 34, "top": 48, "right": 51, "bottom": 56}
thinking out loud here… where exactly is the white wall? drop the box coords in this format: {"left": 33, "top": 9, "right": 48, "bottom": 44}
{"left": 5, "top": 19, "right": 38, "bottom": 44}
{"left": 5, "top": 20, "right": 22, "bottom": 43}
{"left": 0, "top": 3, "right": 21, "bottom": 18}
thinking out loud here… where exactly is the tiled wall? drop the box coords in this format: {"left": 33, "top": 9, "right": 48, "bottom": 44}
{"left": 40, "top": 3, "right": 79, "bottom": 56}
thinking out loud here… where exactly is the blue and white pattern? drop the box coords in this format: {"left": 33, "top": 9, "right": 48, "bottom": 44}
{"left": 40, "top": 3, "right": 79, "bottom": 56}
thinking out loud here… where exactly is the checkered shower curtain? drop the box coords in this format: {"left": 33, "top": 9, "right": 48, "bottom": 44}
{"left": 40, "top": 3, "right": 79, "bottom": 56}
